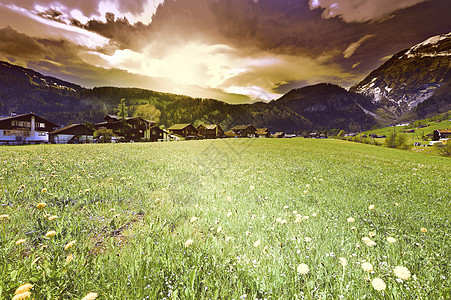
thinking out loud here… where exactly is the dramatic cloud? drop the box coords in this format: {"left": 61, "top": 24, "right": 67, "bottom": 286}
{"left": 343, "top": 34, "right": 376, "bottom": 58}
{"left": 309, "top": 0, "right": 428, "bottom": 23}
{"left": 0, "top": 0, "right": 450, "bottom": 103}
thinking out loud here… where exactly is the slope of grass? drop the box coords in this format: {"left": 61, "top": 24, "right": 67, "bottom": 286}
{"left": 0, "top": 139, "right": 450, "bottom": 299}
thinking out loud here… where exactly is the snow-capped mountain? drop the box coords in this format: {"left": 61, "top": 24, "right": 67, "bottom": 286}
{"left": 351, "top": 32, "right": 451, "bottom": 118}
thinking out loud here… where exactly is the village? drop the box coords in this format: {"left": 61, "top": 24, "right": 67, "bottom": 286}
{"left": 0, "top": 112, "right": 299, "bottom": 145}
{"left": 1, "top": 112, "right": 450, "bottom": 146}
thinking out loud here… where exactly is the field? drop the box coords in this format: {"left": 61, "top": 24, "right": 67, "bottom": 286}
{"left": 0, "top": 139, "right": 450, "bottom": 299}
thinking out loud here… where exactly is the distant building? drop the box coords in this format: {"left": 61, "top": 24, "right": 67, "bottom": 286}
{"left": 94, "top": 115, "right": 156, "bottom": 142}
{"left": 197, "top": 124, "right": 224, "bottom": 139}
{"left": 272, "top": 132, "right": 285, "bottom": 138}
{"left": 0, "top": 112, "right": 59, "bottom": 145}
{"left": 433, "top": 129, "right": 451, "bottom": 141}
{"left": 168, "top": 124, "right": 198, "bottom": 138}
{"left": 256, "top": 128, "right": 270, "bottom": 138}
{"left": 231, "top": 125, "right": 257, "bottom": 138}
{"left": 49, "top": 124, "right": 94, "bottom": 144}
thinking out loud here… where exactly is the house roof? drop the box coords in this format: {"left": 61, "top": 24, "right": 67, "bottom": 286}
{"left": 256, "top": 128, "right": 268, "bottom": 134}
{"left": 224, "top": 131, "right": 238, "bottom": 137}
{"left": 49, "top": 124, "right": 94, "bottom": 135}
{"left": 168, "top": 123, "right": 193, "bottom": 130}
{"left": 436, "top": 129, "right": 451, "bottom": 134}
{"left": 0, "top": 113, "right": 59, "bottom": 127}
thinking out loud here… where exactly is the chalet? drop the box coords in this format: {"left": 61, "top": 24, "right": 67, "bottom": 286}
{"left": 0, "top": 113, "right": 59, "bottom": 145}
{"left": 256, "top": 128, "right": 270, "bottom": 138}
{"left": 197, "top": 124, "right": 224, "bottom": 139}
{"left": 94, "top": 115, "right": 156, "bottom": 142}
{"left": 168, "top": 124, "right": 198, "bottom": 138}
{"left": 272, "top": 132, "right": 285, "bottom": 138}
{"left": 403, "top": 129, "right": 415, "bottom": 133}
{"left": 49, "top": 124, "right": 94, "bottom": 144}
{"left": 433, "top": 129, "right": 451, "bottom": 141}
{"left": 223, "top": 131, "right": 239, "bottom": 138}
{"left": 231, "top": 125, "right": 257, "bottom": 138}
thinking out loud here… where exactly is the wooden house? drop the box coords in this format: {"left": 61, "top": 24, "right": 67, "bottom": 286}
{"left": 256, "top": 128, "right": 270, "bottom": 138}
{"left": 231, "top": 125, "right": 257, "bottom": 138}
{"left": 168, "top": 124, "right": 198, "bottom": 138}
{"left": 433, "top": 129, "right": 451, "bottom": 141}
{"left": 0, "top": 113, "right": 59, "bottom": 145}
{"left": 94, "top": 115, "right": 156, "bottom": 142}
{"left": 223, "top": 131, "right": 239, "bottom": 138}
{"left": 272, "top": 132, "right": 285, "bottom": 138}
{"left": 49, "top": 124, "right": 94, "bottom": 144}
{"left": 197, "top": 124, "right": 224, "bottom": 139}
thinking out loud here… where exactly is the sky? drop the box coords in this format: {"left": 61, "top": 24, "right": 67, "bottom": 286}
{"left": 0, "top": 0, "right": 450, "bottom": 104}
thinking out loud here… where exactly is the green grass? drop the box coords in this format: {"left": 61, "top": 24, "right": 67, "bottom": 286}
{"left": 0, "top": 139, "right": 450, "bottom": 299}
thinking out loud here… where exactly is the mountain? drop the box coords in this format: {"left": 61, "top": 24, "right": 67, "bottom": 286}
{"left": 0, "top": 61, "right": 374, "bottom": 132}
{"left": 351, "top": 32, "right": 451, "bottom": 121}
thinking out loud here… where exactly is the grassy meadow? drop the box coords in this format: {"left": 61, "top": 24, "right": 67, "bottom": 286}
{"left": 0, "top": 138, "right": 450, "bottom": 299}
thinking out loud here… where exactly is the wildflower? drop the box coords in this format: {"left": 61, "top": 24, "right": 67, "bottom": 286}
{"left": 420, "top": 227, "right": 427, "bottom": 233}
{"left": 305, "top": 184, "right": 310, "bottom": 188}
{"left": 371, "top": 278, "right": 386, "bottom": 291}
{"left": 217, "top": 226, "right": 222, "bottom": 233}
{"left": 245, "top": 231, "right": 251, "bottom": 236}
{"left": 339, "top": 257, "right": 347, "bottom": 267}
{"left": 387, "top": 237, "right": 396, "bottom": 244}
{"left": 48, "top": 215, "right": 58, "bottom": 221}
{"left": 227, "top": 212, "right": 233, "bottom": 217}
{"left": 66, "top": 254, "right": 74, "bottom": 263}
{"left": 36, "top": 202, "right": 46, "bottom": 210}
{"left": 226, "top": 196, "right": 232, "bottom": 202}
{"left": 350, "top": 226, "right": 356, "bottom": 230}
{"left": 41, "top": 188, "right": 48, "bottom": 193}
{"left": 81, "top": 292, "right": 98, "bottom": 300}
{"left": 304, "top": 237, "right": 312, "bottom": 242}
{"left": 395, "top": 202, "right": 399, "bottom": 206}
{"left": 347, "top": 217, "right": 355, "bottom": 223}
{"left": 283, "top": 206, "right": 289, "bottom": 209}
{"left": 294, "top": 214, "right": 302, "bottom": 223}
{"left": 292, "top": 210, "right": 297, "bottom": 215}
{"left": 184, "top": 238, "right": 194, "bottom": 248}
{"left": 45, "top": 230, "right": 56, "bottom": 238}
{"left": 394, "top": 266, "right": 411, "bottom": 280}
{"left": 12, "top": 291, "right": 31, "bottom": 300}
{"left": 249, "top": 186, "right": 255, "bottom": 191}
{"left": 64, "top": 240, "right": 76, "bottom": 250}
{"left": 361, "top": 262, "right": 373, "bottom": 272}
{"left": 297, "top": 263, "right": 309, "bottom": 275}
{"left": 253, "top": 239, "right": 261, "bottom": 247}
{"left": 18, "top": 185, "right": 25, "bottom": 190}
{"left": 280, "top": 219, "right": 287, "bottom": 224}
{"left": 251, "top": 214, "right": 256, "bottom": 219}
{"left": 302, "top": 216, "right": 309, "bottom": 220}
{"left": 276, "top": 217, "right": 282, "bottom": 223}
{"left": 262, "top": 246, "right": 268, "bottom": 254}
{"left": 303, "top": 190, "right": 308, "bottom": 194}
{"left": 15, "top": 239, "right": 26, "bottom": 245}
{"left": 365, "top": 240, "right": 376, "bottom": 247}
{"left": 369, "top": 232, "right": 376, "bottom": 238}
{"left": 0, "top": 214, "right": 9, "bottom": 220}
{"left": 311, "top": 213, "right": 317, "bottom": 217}
{"left": 368, "top": 204, "right": 375, "bottom": 210}
{"left": 15, "top": 283, "right": 33, "bottom": 294}
{"left": 190, "top": 216, "right": 198, "bottom": 223}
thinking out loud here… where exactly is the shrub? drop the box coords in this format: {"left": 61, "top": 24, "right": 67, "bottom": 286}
{"left": 384, "top": 132, "right": 412, "bottom": 150}
{"left": 435, "top": 140, "right": 451, "bottom": 157}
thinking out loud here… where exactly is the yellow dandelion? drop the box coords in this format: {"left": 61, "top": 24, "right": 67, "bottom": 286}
{"left": 369, "top": 232, "right": 376, "bottom": 238}
{"left": 303, "top": 190, "right": 308, "bottom": 194}
{"left": 41, "top": 188, "right": 48, "bottom": 193}
{"left": 297, "top": 263, "right": 309, "bottom": 275}
{"left": 45, "top": 230, "right": 56, "bottom": 238}
{"left": 347, "top": 217, "right": 355, "bottom": 223}
{"left": 15, "top": 239, "right": 26, "bottom": 245}
{"left": 387, "top": 237, "right": 396, "bottom": 244}
{"left": 12, "top": 291, "right": 31, "bottom": 300}
{"left": 361, "top": 262, "right": 373, "bottom": 272}
{"left": 305, "top": 184, "right": 310, "bottom": 188}
{"left": 339, "top": 257, "right": 347, "bottom": 267}
{"left": 189, "top": 216, "right": 198, "bottom": 223}
{"left": 371, "top": 278, "right": 386, "bottom": 291}
{"left": 394, "top": 266, "right": 411, "bottom": 280}
{"left": 36, "top": 202, "right": 46, "bottom": 209}
{"left": 420, "top": 227, "right": 427, "bottom": 233}
{"left": 64, "top": 240, "right": 76, "bottom": 250}
{"left": 48, "top": 215, "right": 58, "bottom": 221}
{"left": 368, "top": 204, "right": 375, "bottom": 210}
{"left": 66, "top": 254, "right": 74, "bottom": 263}
{"left": 15, "top": 283, "right": 33, "bottom": 294}
{"left": 18, "top": 185, "right": 25, "bottom": 190}
{"left": 184, "top": 238, "right": 193, "bottom": 248}
{"left": 81, "top": 292, "right": 98, "bottom": 300}
{"left": 395, "top": 202, "right": 399, "bottom": 206}
{"left": 0, "top": 214, "right": 9, "bottom": 220}
{"left": 253, "top": 239, "right": 261, "bottom": 247}
{"left": 249, "top": 185, "right": 255, "bottom": 191}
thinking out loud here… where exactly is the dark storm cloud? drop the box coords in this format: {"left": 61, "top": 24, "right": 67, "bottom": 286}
{"left": 0, "top": 26, "right": 52, "bottom": 60}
